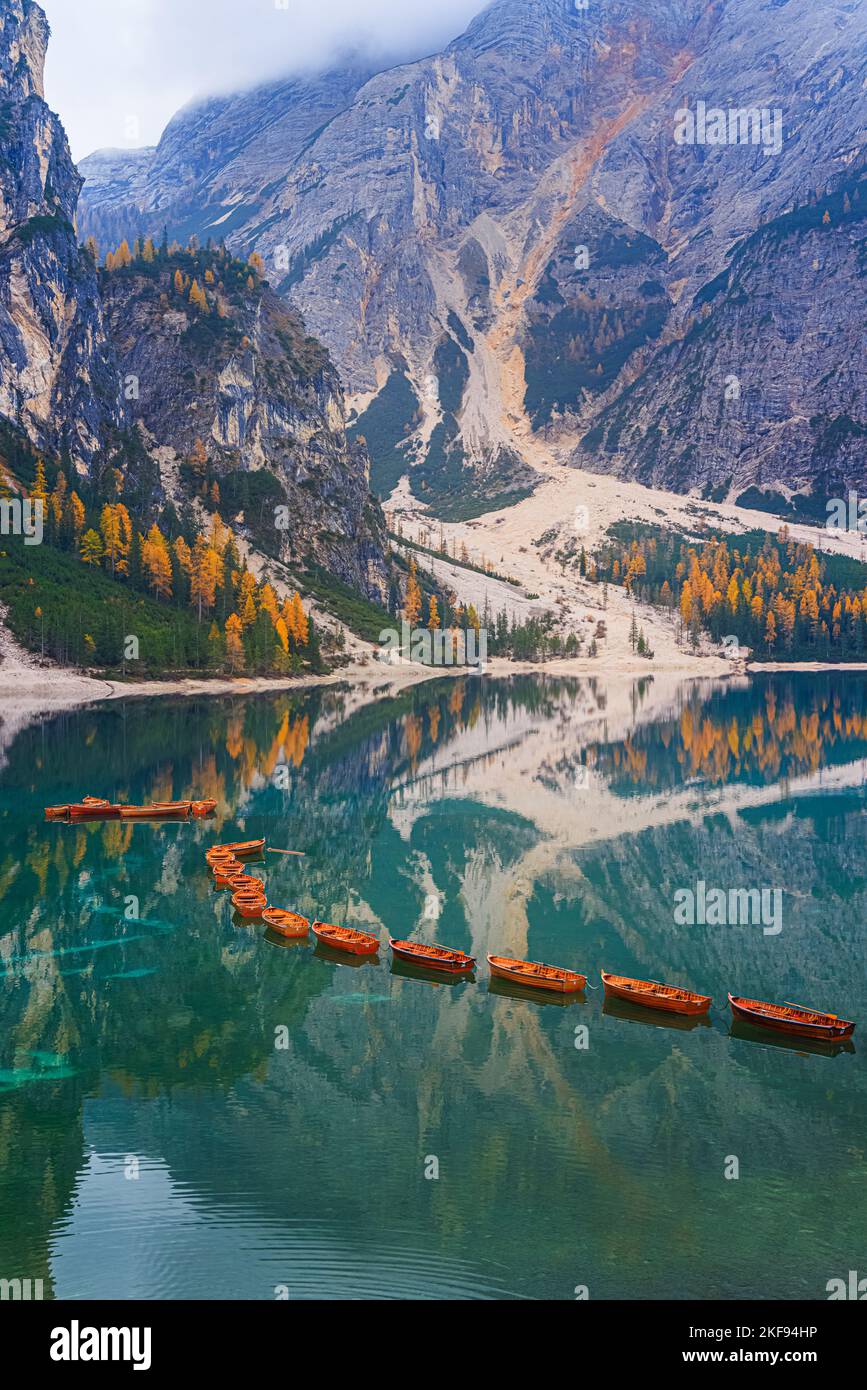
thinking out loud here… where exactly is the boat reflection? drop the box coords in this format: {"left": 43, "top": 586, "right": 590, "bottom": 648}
{"left": 390, "top": 956, "right": 476, "bottom": 988}
{"left": 313, "top": 941, "right": 380, "bottom": 969}
{"left": 602, "top": 994, "right": 713, "bottom": 1032}
{"left": 262, "top": 928, "right": 312, "bottom": 952}
{"left": 729, "top": 1017, "right": 856, "bottom": 1057}
{"left": 487, "top": 975, "right": 583, "bottom": 1008}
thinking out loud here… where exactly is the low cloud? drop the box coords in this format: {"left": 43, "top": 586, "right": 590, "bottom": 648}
{"left": 40, "top": 0, "right": 486, "bottom": 160}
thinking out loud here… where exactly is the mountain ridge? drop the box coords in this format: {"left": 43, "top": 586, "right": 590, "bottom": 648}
{"left": 0, "top": 2, "right": 392, "bottom": 609}
{"left": 78, "top": 0, "right": 867, "bottom": 516}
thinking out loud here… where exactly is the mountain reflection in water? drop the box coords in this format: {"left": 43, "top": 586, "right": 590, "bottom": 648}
{"left": 0, "top": 671, "right": 865, "bottom": 1300}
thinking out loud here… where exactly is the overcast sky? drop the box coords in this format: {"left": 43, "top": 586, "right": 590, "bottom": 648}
{"left": 39, "top": 0, "right": 487, "bottom": 162}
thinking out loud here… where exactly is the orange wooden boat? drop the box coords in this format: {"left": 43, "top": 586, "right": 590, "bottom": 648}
{"left": 487, "top": 954, "right": 586, "bottom": 993}
{"left": 601, "top": 970, "right": 711, "bottom": 1016}
{"left": 226, "top": 874, "right": 265, "bottom": 894}
{"left": 312, "top": 922, "right": 379, "bottom": 956}
{"left": 213, "top": 839, "right": 266, "bottom": 858}
{"left": 213, "top": 861, "right": 244, "bottom": 884}
{"left": 231, "top": 892, "right": 268, "bottom": 919}
{"left": 46, "top": 797, "right": 124, "bottom": 821}
{"left": 729, "top": 994, "right": 855, "bottom": 1041}
{"left": 120, "top": 801, "right": 193, "bottom": 820}
{"left": 191, "top": 799, "right": 217, "bottom": 817}
{"left": 389, "top": 938, "right": 476, "bottom": 973}
{"left": 263, "top": 909, "right": 310, "bottom": 939}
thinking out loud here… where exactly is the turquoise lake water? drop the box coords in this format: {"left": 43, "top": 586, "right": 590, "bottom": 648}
{"left": 0, "top": 672, "right": 865, "bottom": 1299}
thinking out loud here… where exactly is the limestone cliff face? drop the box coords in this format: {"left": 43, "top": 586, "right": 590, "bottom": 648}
{"left": 79, "top": 0, "right": 867, "bottom": 513}
{"left": 0, "top": 0, "right": 121, "bottom": 466}
{"left": 0, "top": 4, "right": 389, "bottom": 605}
{"left": 99, "top": 261, "right": 389, "bottom": 600}
{"left": 579, "top": 172, "right": 867, "bottom": 498}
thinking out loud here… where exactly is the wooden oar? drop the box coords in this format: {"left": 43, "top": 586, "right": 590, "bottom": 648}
{"left": 267, "top": 848, "right": 306, "bottom": 857}
{"left": 784, "top": 1000, "right": 834, "bottom": 1017}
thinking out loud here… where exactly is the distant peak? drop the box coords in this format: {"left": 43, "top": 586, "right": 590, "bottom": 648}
{"left": 0, "top": 0, "right": 50, "bottom": 102}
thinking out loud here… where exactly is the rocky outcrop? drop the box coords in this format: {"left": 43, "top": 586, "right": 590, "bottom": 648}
{"left": 0, "top": 0, "right": 121, "bottom": 466}
{"left": 0, "top": 4, "right": 390, "bottom": 606}
{"left": 99, "top": 256, "right": 389, "bottom": 599}
{"left": 78, "top": 0, "right": 867, "bottom": 513}
{"left": 579, "top": 172, "right": 867, "bottom": 499}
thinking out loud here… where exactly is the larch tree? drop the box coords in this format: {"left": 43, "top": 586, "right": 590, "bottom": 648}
{"left": 404, "top": 558, "right": 422, "bottom": 627}
{"left": 80, "top": 529, "right": 104, "bottom": 566}
{"left": 225, "top": 613, "right": 245, "bottom": 672}
{"left": 67, "top": 492, "right": 85, "bottom": 541}
{"left": 290, "top": 592, "right": 309, "bottom": 646}
{"left": 142, "top": 524, "right": 173, "bottom": 600}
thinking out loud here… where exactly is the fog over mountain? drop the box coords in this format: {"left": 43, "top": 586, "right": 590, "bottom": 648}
{"left": 77, "top": 0, "right": 867, "bottom": 517}
{"left": 39, "top": 0, "right": 487, "bottom": 160}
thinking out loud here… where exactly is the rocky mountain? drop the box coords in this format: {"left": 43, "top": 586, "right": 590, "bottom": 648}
{"left": 97, "top": 246, "right": 389, "bottom": 597}
{"left": 79, "top": 0, "right": 867, "bottom": 517}
{"left": 0, "top": 0, "right": 121, "bottom": 465}
{"left": 0, "top": 2, "right": 390, "bottom": 606}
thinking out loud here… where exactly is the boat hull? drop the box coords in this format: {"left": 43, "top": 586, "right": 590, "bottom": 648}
{"left": 214, "top": 839, "right": 266, "bottom": 858}
{"left": 120, "top": 802, "right": 193, "bottom": 819}
{"left": 390, "top": 939, "right": 476, "bottom": 973}
{"left": 312, "top": 923, "right": 379, "bottom": 956}
{"left": 231, "top": 893, "right": 268, "bottom": 919}
{"left": 729, "top": 995, "right": 855, "bottom": 1041}
{"left": 262, "top": 910, "right": 310, "bottom": 939}
{"left": 487, "top": 955, "right": 585, "bottom": 993}
{"left": 602, "top": 971, "right": 711, "bottom": 1016}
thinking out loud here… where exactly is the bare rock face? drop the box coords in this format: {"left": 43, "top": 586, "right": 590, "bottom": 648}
{"left": 580, "top": 172, "right": 867, "bottom": 499}
{"left": 79, "top": 0, "right": 867, "bottom": 513}
{"left": 99, "top": 260, "right": 390, "bottom": 600}
{"left": 0, "top": 0, "right": 121, "bottom": 466}
{"left": 0, "top": 4, "right": 389, "bottom": 605}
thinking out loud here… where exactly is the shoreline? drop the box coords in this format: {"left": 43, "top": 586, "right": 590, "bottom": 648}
{"left": 0, "top": 651, "right": 725, "bottom": 711}
{"left": 2, "top": 650, "right": 863, "bottom": 719}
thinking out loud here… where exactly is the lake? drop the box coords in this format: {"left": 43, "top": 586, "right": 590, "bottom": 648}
{"left": 0, "top": 671, "right": 864, "bottom": 1300}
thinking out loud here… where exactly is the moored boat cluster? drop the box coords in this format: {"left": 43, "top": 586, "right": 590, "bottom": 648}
{"left": 46, "top": 805, "right": 856, "bottom": 1047}
{"left": 46, "top": 796, "right": 217, "bottom": 822}
{"left": 202, "top": 840, "right": 856, "bottom": 1045}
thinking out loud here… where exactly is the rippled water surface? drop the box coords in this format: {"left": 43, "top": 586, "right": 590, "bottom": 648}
{"left": 1, "top": 672, "right": 865, "bottom": 1299}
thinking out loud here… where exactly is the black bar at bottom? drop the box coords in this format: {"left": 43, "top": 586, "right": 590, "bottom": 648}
{"left": 6, "top": 1298, "right": 863, "bottom": 1374}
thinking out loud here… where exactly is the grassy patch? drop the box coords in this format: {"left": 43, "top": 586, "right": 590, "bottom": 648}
{"left": 295, "top": 564, "right": 393, "bottom": 643}
{"left": 0, "top": 538, "right": 204, "bottom": 673}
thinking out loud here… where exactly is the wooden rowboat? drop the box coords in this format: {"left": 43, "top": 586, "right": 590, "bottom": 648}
{"left": 729, "top": 994, "right": 855, "bottom": 1041}
{"left": 231, "top": 892, "right": 268, "bottom": 919}
{"left": 212, "top": 861, "right": 243, "bottom": 885}
{"left": 262, "top": 910, "right": 310, "bottom": 939}
{"left": 312, "top": 922, "right": 379, "bottom": 956}
{"left": 213, "top": 839, "right": 266, "bottom": 858}
{"left": 191, "top": 799, "right": 217, "bottom": 817}
{"left": 601, "top": 970, "right": 711, "bottom": 1016}
{"left": 226, "top": 874, "right": 265, "bottom": 894}
{"left": 487, "top": 954, "right": 586, "bottom": 993}
{"left": 389, "top": 939, "right": 476, "bottom": 973}
{"left": 120, "top": 801, "right": 193, "bottom": 820}
{"left": 45, "top": 798, "right": 123, "bottom": 821}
